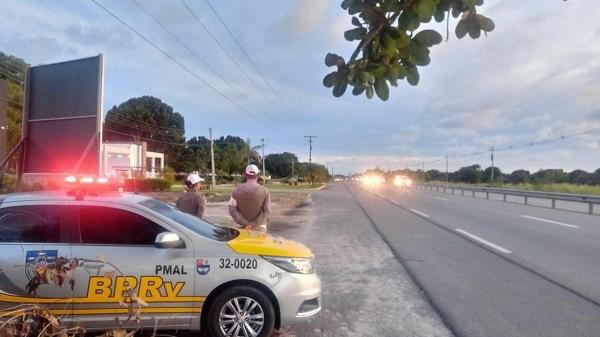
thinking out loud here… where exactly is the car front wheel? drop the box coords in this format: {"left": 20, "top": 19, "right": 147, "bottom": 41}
{"left": 206, "top": 285, "right": 275, "bottom": 337}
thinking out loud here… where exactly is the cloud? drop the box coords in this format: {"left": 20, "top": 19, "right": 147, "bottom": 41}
{"left": 280, "top": 0, "right": 330, "bottom": 38}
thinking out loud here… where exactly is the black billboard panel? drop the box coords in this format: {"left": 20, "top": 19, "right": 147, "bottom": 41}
{"left": 23, "top": 55, "right": 103, "bottom": 175}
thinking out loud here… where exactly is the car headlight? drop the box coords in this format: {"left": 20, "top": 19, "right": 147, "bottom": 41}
{"left": 263, "top": 256, "right": 314, "bottom": 274}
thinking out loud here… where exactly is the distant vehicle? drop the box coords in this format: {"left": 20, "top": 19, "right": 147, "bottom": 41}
{"left": 393, "top": 175, "right": 413, "bottom": 188}
{"left": 0, "top": 176, "right": 321, "bottom": 337}
{"left": 360, "top": 174, "right": 385, "bottom": 187}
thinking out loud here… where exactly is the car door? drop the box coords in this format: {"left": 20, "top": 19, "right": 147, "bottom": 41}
{"left": 0, "top": 203, "right": 73, "bottom": 317}
{"left": 68, "top": 203, "right": 197, "bottom": 330}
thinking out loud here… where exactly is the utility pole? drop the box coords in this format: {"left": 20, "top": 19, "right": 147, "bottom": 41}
{"left": 422, "top": 162, "right": 425, "bottom": 182}
{"left": 490, "top": 146, "right": 495, "bottom": 184}
{"left": 445, "top": 154, "right": 449, "bottom": 183}
{"left": 304, "top": 135, "right": 317, "bottom": 186}
{"left": 261, "top": 138, "right": 265, "bottom": 179}
{"left": 209, "top": 127, "right": 216, "bottom": 190}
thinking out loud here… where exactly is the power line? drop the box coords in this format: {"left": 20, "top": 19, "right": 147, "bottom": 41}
{"left": 179, "top": 0, "right": 296, "bottom": 129}
{"left": 106, "top": 113, "right": 184, "bottom": 133}
{"left": 405, "top": 125, "right": 600, "bottom": 170}
{"left": 179, "top": 0, "right": 270, "bottom": 101}
{"left": 105, "top": 116, "right": 184, "bottom": 137}
{"left": 104, "top": 128, "right": 193, "bottom": 146}
{"left": 203, "top": 0, "right": 312, "bottom": 133}
{"left": 128, "top": 0, "right": 243, "bottom": 99}
{"left": 91, "top": 0, "right": 297, "bottom": 143}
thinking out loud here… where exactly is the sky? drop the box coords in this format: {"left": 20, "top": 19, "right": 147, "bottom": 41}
{"left": 1, "top": 0, "right": 599, "bottom": 175}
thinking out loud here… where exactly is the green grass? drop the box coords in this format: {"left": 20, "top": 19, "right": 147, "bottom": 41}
{"left": 500, "top": 183, "right": 600, "bottom": 195}
{"left": 429, "top": 181, "right": 600, "bottom": 195}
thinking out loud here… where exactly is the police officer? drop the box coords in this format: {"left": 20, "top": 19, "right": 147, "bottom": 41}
{"left": 176, "top": 173, "right": 207, "bottom": 219}
{"left": 228, "top": 164, "right": 271, "bottom": 232}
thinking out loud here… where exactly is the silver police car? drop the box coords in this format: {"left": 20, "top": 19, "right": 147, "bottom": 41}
{"left": 0, "top": 187, "right": 321, "bottom": 337}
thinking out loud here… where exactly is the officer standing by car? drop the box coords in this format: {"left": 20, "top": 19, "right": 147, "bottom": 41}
{"left": 176, "top": 173, "right": 207, "bottom": 219}
{"left": 229, "top": 164, "right": 271, "bottom": 232}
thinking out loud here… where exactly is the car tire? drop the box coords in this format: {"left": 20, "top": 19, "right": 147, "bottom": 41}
{"left": 206, "top": 285, "right": 275, "bottom": 337}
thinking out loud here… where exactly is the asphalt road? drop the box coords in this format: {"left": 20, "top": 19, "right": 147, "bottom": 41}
{"left": 274, "top": 183, "right": 451, "bottom": 337}
{"left": 348, "top": 182, "right": 600, "bottom": 337}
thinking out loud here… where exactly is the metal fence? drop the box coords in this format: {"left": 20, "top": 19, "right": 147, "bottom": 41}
{"left": 415, "top": 183, "right": 600, "bottom": 215}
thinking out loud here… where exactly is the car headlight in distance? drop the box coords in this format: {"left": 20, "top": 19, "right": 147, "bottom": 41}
{"left": 263, "top": 256, "right": 314, "bottom": 274}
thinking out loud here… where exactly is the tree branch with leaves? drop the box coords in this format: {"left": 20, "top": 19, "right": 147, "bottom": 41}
{"left": 323, "top": 0, "right": 495, "bottom": 101}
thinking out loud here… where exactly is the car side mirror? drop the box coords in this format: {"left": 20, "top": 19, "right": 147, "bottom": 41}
{"left": 155, "top": 232, "right": 186, "bottom": 249}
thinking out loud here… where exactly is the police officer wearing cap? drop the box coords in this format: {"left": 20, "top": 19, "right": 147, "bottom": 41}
{"left": 228, "top": 164, "right": 271, "bottom": 232}
{"left": 176, "top": 173, "right": 207, "bottom": 219}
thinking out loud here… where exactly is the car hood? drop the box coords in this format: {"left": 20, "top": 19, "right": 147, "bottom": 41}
{"left": 227, "top": 229, "right": 313, "bottom": 258}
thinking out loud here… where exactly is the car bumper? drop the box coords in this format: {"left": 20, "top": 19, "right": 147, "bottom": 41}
{"left": 273, "top": 271, "right": 322, "bottom": 325}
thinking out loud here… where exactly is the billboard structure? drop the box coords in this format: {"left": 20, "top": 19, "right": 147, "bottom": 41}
{"left": 21, "top": 55, "right": 104, "bottom": 178}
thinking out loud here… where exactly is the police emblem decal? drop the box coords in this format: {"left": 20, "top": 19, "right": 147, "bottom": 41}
{"left": 196, "top": 259, "right": 210, "bottom": 275}
{"left": 25, "top": 250, "right": 58, "bottom": 280}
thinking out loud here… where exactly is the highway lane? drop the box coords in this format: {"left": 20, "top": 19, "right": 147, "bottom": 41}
{"left": 378, "top": 185, "right": 600, "bottom": 303}
{"left": 347, "top": 182, "right": 600, "bottom": 337}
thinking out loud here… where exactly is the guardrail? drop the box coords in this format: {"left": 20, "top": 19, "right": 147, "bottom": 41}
{"left": 415, "top": 183, "right": 600, "bottom": 215}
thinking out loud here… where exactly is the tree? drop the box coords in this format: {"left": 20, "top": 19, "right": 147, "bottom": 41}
{"left": 265, "top": 152, "right": 298, "bottom": 178}
{"left": 568, "top": 169, "right": 592, "bottom": 185}
{"left": 324, "top": 0, "right": 495, "bottom": 101}
{"left": 0, "top": 52, "right": 28, "bottom": 162}
{"left": 457, "top": 164, "right": 482, "bottom": 183}
{"left": 531, "top": 169, "right": 569, "bottom": 184}
{"left": 482, "top": 166, "right": 502, "bottom": 184}
{"left": 507, "top": 170, "right": 530, "bottom": 184}
{"left": 103, "top": 96, "right": 185, "bottom": 170}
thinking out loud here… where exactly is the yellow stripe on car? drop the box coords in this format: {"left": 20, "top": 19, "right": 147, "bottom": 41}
{"left": 228, "top": 229, "right": 313, "bottom": 258}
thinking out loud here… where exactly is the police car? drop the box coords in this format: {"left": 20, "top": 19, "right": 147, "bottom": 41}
{"left": 0, "top": 177, "right": 321, "bottom": 337}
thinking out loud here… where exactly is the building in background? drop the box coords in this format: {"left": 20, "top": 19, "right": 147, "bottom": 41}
{"left": 101, "top": 142, "right": 164, "bottom": 178}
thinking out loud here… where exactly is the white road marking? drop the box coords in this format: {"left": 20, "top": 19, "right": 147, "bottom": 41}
{"left": 390, "top": 199, "right": 400, "bottom": 206}
{"left": 410, "top": 209, "right": 430, "bottom": 218}
{"left": 455, "top": 229, "right": 512, "bottom": 254}
{"left": 433, "top": 197, "right": 449, "bottom": 201}
{"left": 520, "top": 215, "right": 579, "bottom": 229}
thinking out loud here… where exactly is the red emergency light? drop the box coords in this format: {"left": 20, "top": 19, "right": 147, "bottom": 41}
{"left": 63, "top": 175, "right": 122, "bottom": 200}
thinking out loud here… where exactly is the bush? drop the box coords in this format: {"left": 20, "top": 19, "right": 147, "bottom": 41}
{"left": 124, "top": 178, "right": 171, "bottom": 192}
{"left": 162, "top": 166, "right": 176, "bottom": 185}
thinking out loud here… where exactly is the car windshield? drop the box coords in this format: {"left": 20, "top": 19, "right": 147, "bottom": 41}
{"left": 139, "top": 199, "right": 238, "bottom": 242}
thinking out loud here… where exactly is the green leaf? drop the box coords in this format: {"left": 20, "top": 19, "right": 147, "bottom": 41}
{"left": 451, "top": 6, "right": 462, "bottom": 18}
{"left": 468, "top": 20, "right": 481, "bottom": 39}
{"left": 366, "top": 86, "right": 374, "bottom": 99}
{"left": 398, "top": 9, "right": 420, "bottom": 31}
{"left": 407, "top": 66, "right": 420, "bottom": 86}
{"left": 389, "top": 63, "right": 407, "bottom": 80}
{"left": 455, "top": 19, "right": 468, "bottom": 38}
{"left": 352, "top": 85, "right": 365, "bottom": 96}
{"left": 351, "top": 16, "right": 361, "bottom": 26}
{"left": 333, "top": 80, "right": 348, "bottom": 97}
{"left": 323, "top": 72, "right": 337, "bottom": 88}
{"left": 478, "top": 14, "right": 495, "bottom": 32}
{"left": 414, "top": 29, "right": 443, "bottom": 47}
{"left": 360, "top": 71, "right": 376, "bottom": 85}
{"left": 409, "top": 42, "right": 430, "bottom": 65}
{"left": 395, "top": 31, "right": 412, "bottom": 49}
{"left": 413, "top": 0, "right": 436, "bottom": 22}
{"left": 365, "top": 63, "right": 387, "bottom": 77}
{"left": 434, "top": 5, "right": 446, "bottom": 22}
{"left": 384, "top": 27, "right": 401, "bottom": 39}
{"left": 344, "top": 27, "right": 367, "bottom": 41}
{"left": 325, "top": 53, "right": 344, "bottom": 67}
{"left": 374, "top": 78, "right": 389, "bottom": 101}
